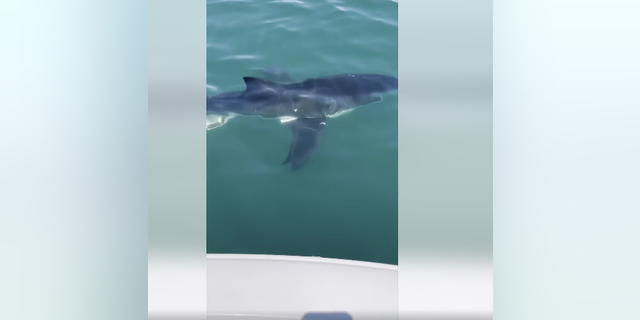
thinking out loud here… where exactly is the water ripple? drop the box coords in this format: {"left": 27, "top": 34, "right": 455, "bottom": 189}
{"left": 207, "top": 42, "right": 231, "bottom": 50}
{"left": 219, "top": 54, "right": 263, "bottom": 61}
{"left": 262, "top": 17, "right": 293, "bottom": 25}
{"left": 208, "top": 0, "right": 252, "bottom": 3}
{"left": 331, "top": 3, "right": 398, "bottom": 27}
{"left": 206, "top": 0, "right": 398, "bottom": 266}
{"left": 269, "top": 0, "right": 306, "bottom": 4}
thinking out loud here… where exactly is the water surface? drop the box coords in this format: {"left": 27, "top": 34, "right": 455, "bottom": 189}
{"left": 207, "top": 0, "right": 398, "bottom": 265}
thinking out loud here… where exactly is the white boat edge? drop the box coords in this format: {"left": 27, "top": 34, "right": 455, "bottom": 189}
{"left": 206, "top": 253, "right": 398, "bottom": 271}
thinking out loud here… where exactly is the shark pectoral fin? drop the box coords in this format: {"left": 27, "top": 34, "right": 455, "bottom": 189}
{"left": 281, "top": 117, "right": 326, "bottom": 172}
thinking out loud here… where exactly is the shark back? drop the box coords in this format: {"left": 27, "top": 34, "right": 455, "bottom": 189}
{"left": 296, "top": 73, "right": 398, "bottom": 97}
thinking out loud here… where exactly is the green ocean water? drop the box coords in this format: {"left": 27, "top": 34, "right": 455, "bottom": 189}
{"left": 206, "top": 0, "right": 398, "bottom": 265}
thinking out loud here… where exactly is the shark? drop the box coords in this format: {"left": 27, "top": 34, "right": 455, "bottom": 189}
{"left": 206, "top": 71, "right": 398, "bottom": 171}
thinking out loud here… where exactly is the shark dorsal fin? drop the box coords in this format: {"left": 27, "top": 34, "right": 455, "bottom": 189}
{"left": 242, "top": 77, "right": 278, "bottom": 96}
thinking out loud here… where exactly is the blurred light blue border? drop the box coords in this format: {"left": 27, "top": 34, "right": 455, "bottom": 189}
{"left": 399, "top": 1, "right": 493, "bottom": 318}
{"left": 148, "top": 0, "right": 207, "bottom": 319}
{"left": 1, "top": 1, "right": 148, "bottom": 320}
{"left": 494, "top": 1, "right": 640, "bottom": 319}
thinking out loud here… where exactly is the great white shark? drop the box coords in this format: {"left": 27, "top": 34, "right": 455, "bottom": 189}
{"left": 206, "top": 71, "right": 398, "bottom": 171}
